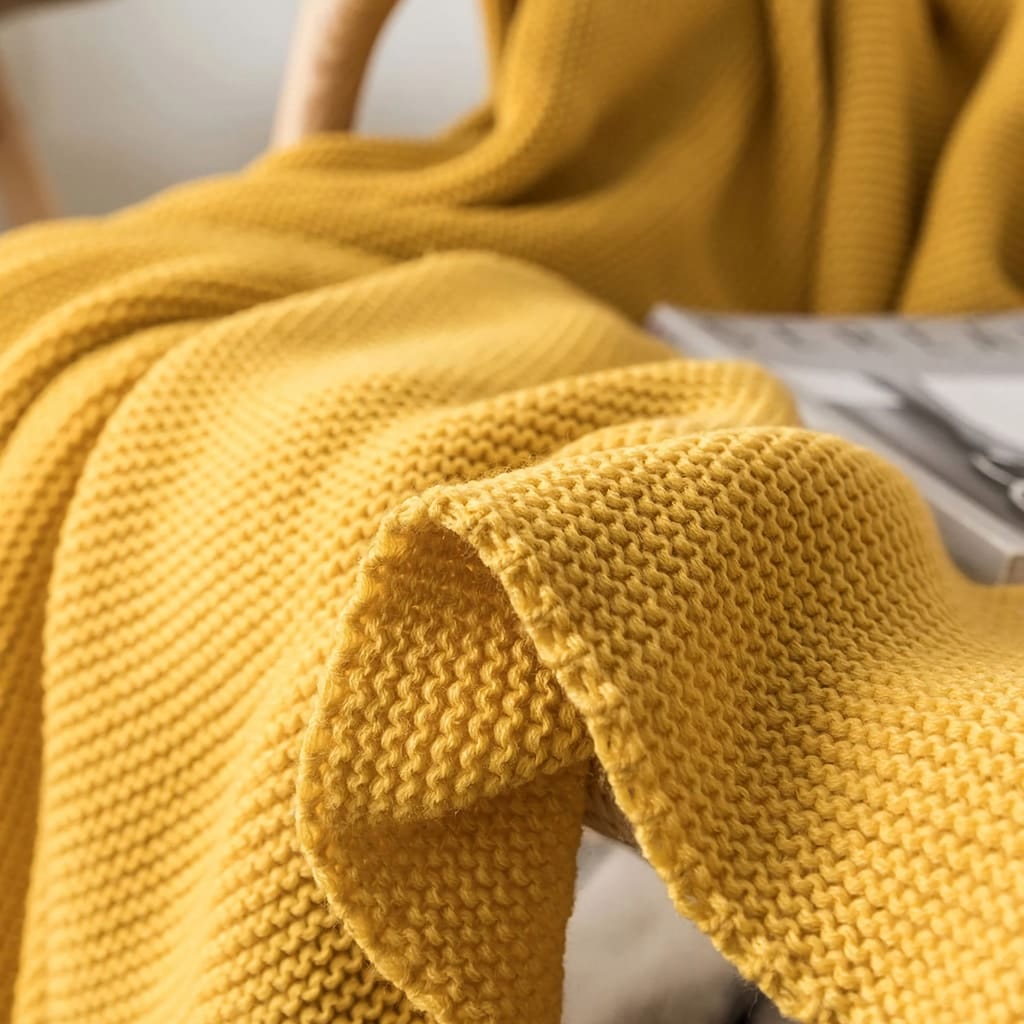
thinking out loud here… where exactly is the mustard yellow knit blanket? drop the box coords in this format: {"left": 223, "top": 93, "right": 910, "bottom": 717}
{"left": 2, "top": 2, "right": 1023, "bottom": 1022}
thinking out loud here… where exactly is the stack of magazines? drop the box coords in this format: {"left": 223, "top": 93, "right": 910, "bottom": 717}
{"left": 649, "top": 306, "right": 1024, "bottom": 585}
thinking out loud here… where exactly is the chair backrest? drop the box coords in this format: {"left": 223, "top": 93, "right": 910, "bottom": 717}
{"left": 273, "top": 0, "right": 400, "bottom": 147}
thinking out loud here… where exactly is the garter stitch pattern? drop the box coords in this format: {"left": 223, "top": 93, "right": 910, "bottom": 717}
{"left": 2, "top": 2, "right": 1024, "bottom": 1023}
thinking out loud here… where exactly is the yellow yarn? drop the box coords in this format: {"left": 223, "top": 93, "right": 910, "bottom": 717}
{"left": 2, "top": 2, "right": 1023, "bottom": 1022}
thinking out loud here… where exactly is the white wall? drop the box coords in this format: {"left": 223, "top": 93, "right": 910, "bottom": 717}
{"left": 0, "top": 0, "right": 484, "bottom": 218}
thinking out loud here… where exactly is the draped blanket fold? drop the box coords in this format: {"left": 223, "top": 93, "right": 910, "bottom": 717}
{"left": 1, "top": 2, "right": 1023, "bottom": 1023}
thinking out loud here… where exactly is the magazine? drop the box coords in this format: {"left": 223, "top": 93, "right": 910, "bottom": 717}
{"left": 648, "top": 306, "right": 1024, "bottom": 585}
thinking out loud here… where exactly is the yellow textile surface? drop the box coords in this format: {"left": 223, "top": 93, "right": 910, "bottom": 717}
{"left": 2, "top": 1, "right": 1023, "bottom": 1022}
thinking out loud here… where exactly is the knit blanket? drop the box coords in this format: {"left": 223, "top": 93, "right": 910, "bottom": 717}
{"left": 2, "top": 2, "right": 1023, "bottom": 1022}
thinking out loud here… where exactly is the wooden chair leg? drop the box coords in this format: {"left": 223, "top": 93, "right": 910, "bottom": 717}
{"left": 272, "top": 0, "right": 401, "bottom": 148}
{"left": 0, "top": 56, "right": 54, "bottom": 227}
{"left": 585, "top": 762, "right": 638, "bottom": 849}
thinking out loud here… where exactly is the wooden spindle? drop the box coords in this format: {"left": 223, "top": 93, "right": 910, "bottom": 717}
{"left": 273, "top": 0, "right": 400, "bottom": 147}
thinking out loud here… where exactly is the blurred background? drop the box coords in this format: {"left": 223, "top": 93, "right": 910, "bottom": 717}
{"left": 0, "top": 0, "right": 484, "bottom": 223}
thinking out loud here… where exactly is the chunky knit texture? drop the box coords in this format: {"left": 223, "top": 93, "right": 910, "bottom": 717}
{"left": 2, "top": 2, "right": 1024, "bottom": 1022}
